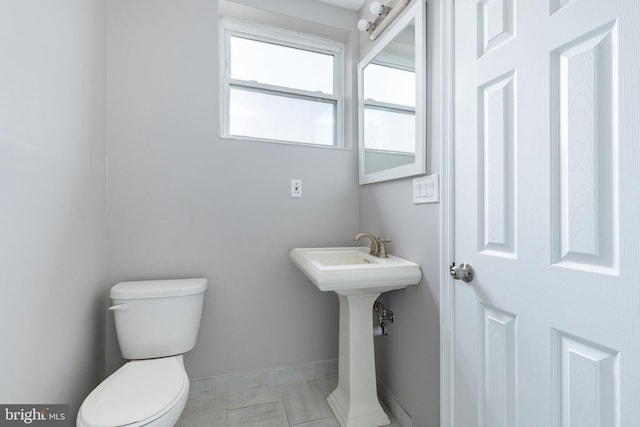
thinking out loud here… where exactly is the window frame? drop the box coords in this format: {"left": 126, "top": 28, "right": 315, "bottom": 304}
{"left": 219, "top": 18, "right": 346, "bottom": 148}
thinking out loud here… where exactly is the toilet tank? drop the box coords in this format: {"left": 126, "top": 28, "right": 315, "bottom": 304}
{"left": 110, "top": 278, "right": 208, "bottom": 360}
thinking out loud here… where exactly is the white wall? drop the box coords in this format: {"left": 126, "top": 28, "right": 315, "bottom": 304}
{"left": 105, "top": 0, "right": 360, "bottom": 378}
{"left": 358, "top": 1, "right": 441, "bottom": 426}
{"left": 0, "top": 0, "right": 107, "bottom": 414}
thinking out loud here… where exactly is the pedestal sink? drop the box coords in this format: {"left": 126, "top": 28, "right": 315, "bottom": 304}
{"left": 289, "top": 247, "right": 422, "bottom": 427}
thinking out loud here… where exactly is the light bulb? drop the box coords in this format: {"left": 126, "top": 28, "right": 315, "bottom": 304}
{"left": 357, "top": 19, "right": 371, "bottom": 32}
{"left": 369, "top": 1, "right": 384, "bottom": 15}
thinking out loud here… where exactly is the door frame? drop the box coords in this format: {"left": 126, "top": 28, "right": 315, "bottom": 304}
{"left": 438, "top": 0, "right": 455, "bottom": 426}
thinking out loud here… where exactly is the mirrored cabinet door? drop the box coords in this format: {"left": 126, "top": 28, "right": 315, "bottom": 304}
{"left": 358, "top": 0, "right": 426, "bottom": 184}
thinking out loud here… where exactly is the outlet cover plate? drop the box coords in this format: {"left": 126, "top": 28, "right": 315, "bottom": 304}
{"left": 291, "top": 179, "right": 302, "bottom": 197}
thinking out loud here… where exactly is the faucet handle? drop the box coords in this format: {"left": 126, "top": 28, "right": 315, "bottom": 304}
{"left": 376, "top": 237, "right": 391, "bottom": 258}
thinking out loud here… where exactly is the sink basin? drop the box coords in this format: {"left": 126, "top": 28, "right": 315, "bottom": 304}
{"left": 289, "top": 247, "right": 422, "bottom": 295}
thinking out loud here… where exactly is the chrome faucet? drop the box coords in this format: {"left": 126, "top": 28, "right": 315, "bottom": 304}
{"left": 354, "top": 232, "right": 378, "bottom": 256}
{"left": 353, "top": 232, "right": 391, "bottom": 258}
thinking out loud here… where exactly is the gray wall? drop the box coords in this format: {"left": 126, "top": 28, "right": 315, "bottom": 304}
{"left": 105, "top": 0, "right": 360, "bottom": 378}
{"left": 358, "top": 1, "right": 441, "bottom": 426}
{"left": 0, "top": 0, "right": 107, "bottom": 414}
{"left": 0, "top": 0, "right": 440, "bottom": 421}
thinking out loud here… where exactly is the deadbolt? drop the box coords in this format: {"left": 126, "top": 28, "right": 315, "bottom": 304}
{"left": 449, "top": 263, "right": 474, "bottom": 283}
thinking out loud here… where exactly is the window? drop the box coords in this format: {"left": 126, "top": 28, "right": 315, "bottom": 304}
{"left": 220, "top": 20, "right": 345, "bottom": 147}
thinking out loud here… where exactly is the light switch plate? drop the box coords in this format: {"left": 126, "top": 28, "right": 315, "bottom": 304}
{"left": 413, "top": 174, "right": 439, "bottom": 204}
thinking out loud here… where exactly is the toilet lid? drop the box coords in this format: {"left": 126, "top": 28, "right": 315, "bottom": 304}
{"left": 80, "top": 356, "right": 188, "bottom": 427}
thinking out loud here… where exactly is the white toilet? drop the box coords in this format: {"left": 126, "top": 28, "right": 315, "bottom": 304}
{"left": 77, "top": 278, "right": 208, "bottom": 427}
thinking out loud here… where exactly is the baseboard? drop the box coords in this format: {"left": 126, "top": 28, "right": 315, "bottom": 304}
{"left": 377, "top": 378, "right": 413, "bottom": 427}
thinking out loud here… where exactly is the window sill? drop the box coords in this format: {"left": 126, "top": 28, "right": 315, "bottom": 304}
{"left": 219, "top": 134, "right": 352, "bottom": 151}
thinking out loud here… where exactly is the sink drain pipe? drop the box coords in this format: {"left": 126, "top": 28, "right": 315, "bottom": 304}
{"left": 373, "top": 301, "right": 394, "bottom": 336}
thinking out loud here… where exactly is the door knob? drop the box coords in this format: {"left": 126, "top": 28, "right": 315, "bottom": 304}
{"left": 449, "top": 263, "right": 474, "bottom": 283}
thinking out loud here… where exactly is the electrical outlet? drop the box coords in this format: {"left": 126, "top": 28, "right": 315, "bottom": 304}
{"left": 291, "top": 179, "right": 302, "bottom": 197}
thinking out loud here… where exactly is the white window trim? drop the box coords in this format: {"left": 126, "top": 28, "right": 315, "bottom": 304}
{"left": 219, "top": 18, "right": 346, "bottom": 149}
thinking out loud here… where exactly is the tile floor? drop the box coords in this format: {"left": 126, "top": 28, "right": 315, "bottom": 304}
{"left": 177, "top": 375, "right": 399, "bottom": 427}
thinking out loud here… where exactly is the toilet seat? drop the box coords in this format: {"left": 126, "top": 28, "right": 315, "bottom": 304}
{"left": 78, "top": 356, "right": 189, "bottom": 427}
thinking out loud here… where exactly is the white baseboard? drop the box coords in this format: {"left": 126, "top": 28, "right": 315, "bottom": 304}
{"left": 377, "top": 378, "right": 413, "bottom": 427}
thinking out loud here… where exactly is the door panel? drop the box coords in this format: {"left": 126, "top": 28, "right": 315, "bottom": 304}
{"left": 552, "top": 330, "right": 619, "bottom": 427}
{"left": 453, "top": 0, "right": 639, "bottom": 426}
{"left": 477, "top": 0, "right": 515, "bottom": 56}
{"left": 478, "top": 304, "right": 517, "bottom": 427}
{"left": 550, "top": 22, "right": 618, "bottom": 273}
{"left": 477, "top": 70, "right": 516, "bottom": 257}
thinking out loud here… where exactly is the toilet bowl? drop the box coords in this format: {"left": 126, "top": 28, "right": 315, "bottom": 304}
{"left": 77, "top": 356, "right": 189, "bottom": 427}
{"left": 78, "top": 278, "right": 207, "bottom": 427}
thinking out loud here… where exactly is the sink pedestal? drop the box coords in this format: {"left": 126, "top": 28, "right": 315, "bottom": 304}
{"left": 327, "top": 292, "right": 390, "bottom": 427}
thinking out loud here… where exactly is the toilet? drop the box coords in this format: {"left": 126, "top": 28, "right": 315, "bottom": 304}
{"left": 77, "top": 278, "right": 208, "bottom": 427}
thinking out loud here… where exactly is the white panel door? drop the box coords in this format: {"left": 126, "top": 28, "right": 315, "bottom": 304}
{"left": 453, "top": 0, "right": 640, "bottom": 426}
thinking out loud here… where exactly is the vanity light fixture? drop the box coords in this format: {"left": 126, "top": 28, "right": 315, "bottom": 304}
{"left": 357, "top": 0, "right": 409, "bottom": 41}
